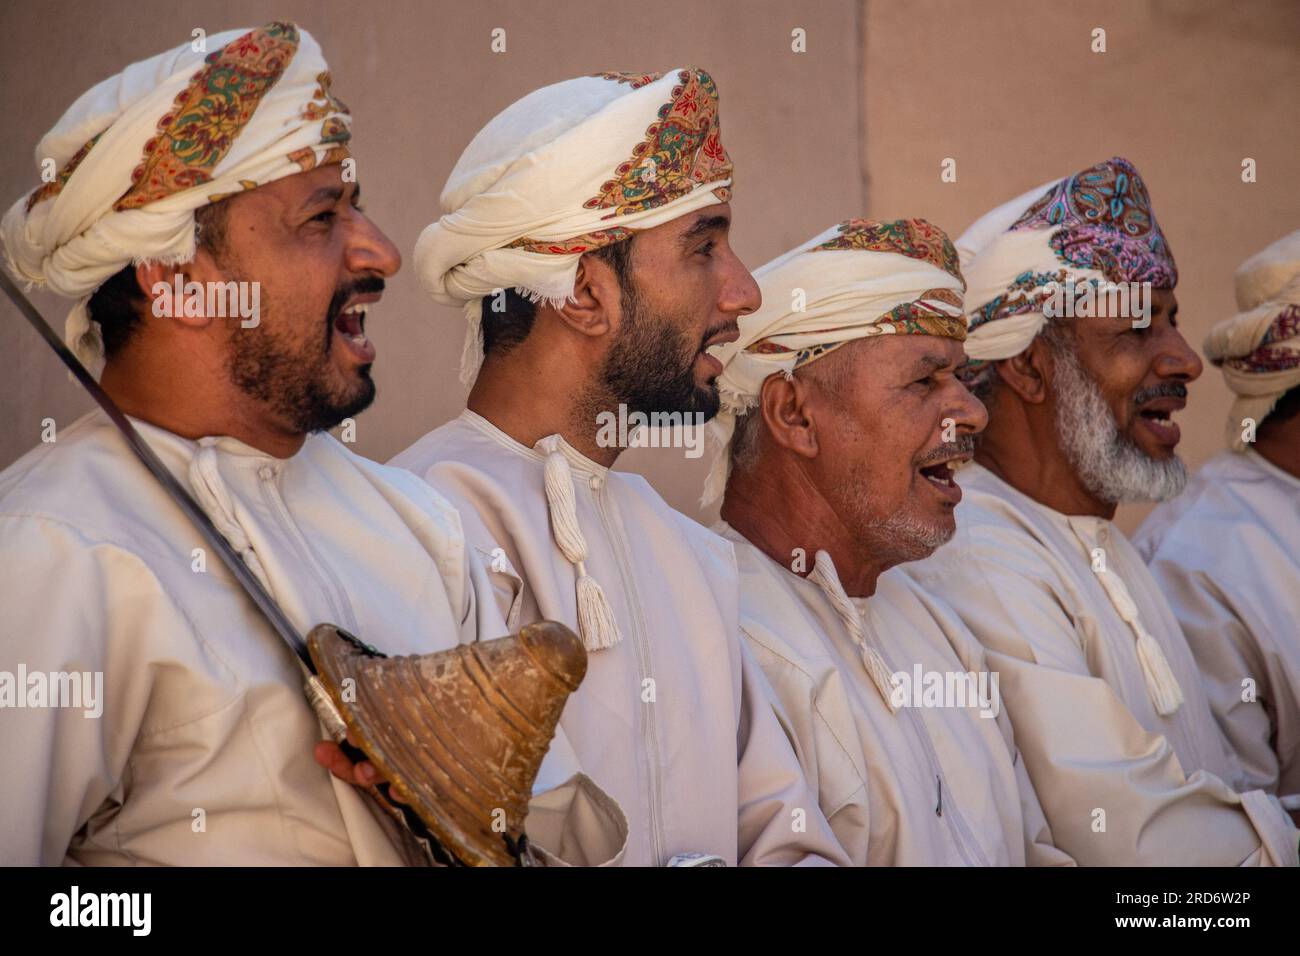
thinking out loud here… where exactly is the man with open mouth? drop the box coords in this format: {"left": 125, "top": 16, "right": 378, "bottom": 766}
{"left": 902, "top": 157, "right": 1299, "bottom": 865}
{"left": 704, "top": 218, "right": 1072, "bottom": 866}
{"left": 0, "top": 23, "right": 625, "bottom": 867}
{"left": 1137, "top": 228, "right": 1300, "bottom": 825}
{"left": 391, "top": 68, "right": 846, "bottom": 866}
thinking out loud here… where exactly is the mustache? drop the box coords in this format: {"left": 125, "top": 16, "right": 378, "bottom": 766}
{"left": 1133, "top": 382, "right": 1187, "bottom": 406}
{"left": 326, "top": 275, "right": 386, "bottom": 324}
{"left": 699, "top": 320, "right": 737, "bottom": 351}
{"left": 915, "top": 433, "right": 976, "bottom": 467}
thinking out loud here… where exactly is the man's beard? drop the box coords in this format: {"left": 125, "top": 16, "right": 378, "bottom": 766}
{"left": 841, "top": 436, "right": 974, "bottom": 567}
{"left": 598, "top": 278, "right": 723, "bottom": 420}
{"left": 1051, "top": 336, "right": 1187, "bottom": 503}
{"left": 226, "top": 278, "right": 380, "bottom": 435}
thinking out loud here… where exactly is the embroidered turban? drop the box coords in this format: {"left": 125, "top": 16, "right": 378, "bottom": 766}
{"left": 413, "top": 68, "right": 734, "bottom": 384}
{"left": 702, "top": 218, "right": 968, "bottom": 505}
{"left": 1, "top": 22, "right": 352, "bottom": 377}
{"left": 959, "top": 156, "right": 1177, "bottom": 365}
{"left": 1204, "top": 229, "right": 1300, "bottom": 450}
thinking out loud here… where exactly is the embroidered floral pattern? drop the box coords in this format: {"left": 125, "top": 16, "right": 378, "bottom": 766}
{"left": 592, "top": 71, "right": 665, "bottom": 89}
{"left": 506, "top": 227, "right": 634, "bottom": 255}
{"left": 302, "top": 71, "right": 349, "bottom": 120}
{"left": 1221, "top": 304, "right": 1300, "bottom": 374}
{"left": 114, "top": 22, "right": 302, "bottom": 211}
{"left": 814, "top": 218, "right": 964, "bottom": 285}
{"left": 25, "top": 133, "right": 102, "bottom": 212}
{"left": 968, "top": 268, "right": 1070, "bottom": 332}
{"left": 584, "top": 68, "right": 732, "bottom": 219}
{"left": 1012, "top": 157, "right": 1177, "bottom": 286}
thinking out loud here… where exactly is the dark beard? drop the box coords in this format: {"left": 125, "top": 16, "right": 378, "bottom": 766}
{"left": 226, "top": 278, "right": 380, "bottom": 434}
{"left": 598, "top": 279, "right": 722, "bottom": 420}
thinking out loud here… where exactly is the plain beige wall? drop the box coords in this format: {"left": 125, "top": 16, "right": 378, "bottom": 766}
{"left": 1, "top": 1, "right": 1296, "bottom": 535}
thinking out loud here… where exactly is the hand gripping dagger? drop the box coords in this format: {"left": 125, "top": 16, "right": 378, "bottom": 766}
{"left": 1, "top": 270, "right": 588, "bottom": 867}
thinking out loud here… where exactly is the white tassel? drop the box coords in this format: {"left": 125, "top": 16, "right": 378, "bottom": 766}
{"left": 1133, "top": 628, "right": 1185, "bottom": 717}
{"left": 1095, "top": 563, "right": 1184, "bottom": 716}
{"left": 808, "top": 551, "right": 898, "bottom": 713}
{"left": 187, "top": 441, "right": 274, "bottom": 595}
{"left": 540, "top": 436, "right": 621, "bottom": 651}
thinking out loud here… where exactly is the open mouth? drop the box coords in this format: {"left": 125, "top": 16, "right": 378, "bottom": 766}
{"left": 919, "top": 460, "right": 957, "bottom": 488}
{"left": 916, "top": 453, "right": 968, "bottom": 505}
{"left": 332, "top": 300, "right": 376, "bottom": 363}
{"left": 1135, "top": 399, "right": 1183, "bottom": 446}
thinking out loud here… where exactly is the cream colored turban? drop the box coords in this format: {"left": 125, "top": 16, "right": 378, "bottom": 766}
{"left": 1204, "top": 229, "right": 1300, "bottom": 450}
{"left": 1, "top": 22, "right": 351, "bottom": 377}
{"left": 960, "top": 156, "right": 1178, "bottom": 364}
{"left": 702, "top": 218, "right": 968, "bottom": 505}
{"left": 413, "top": 68, "right": 734, "bottom": 385}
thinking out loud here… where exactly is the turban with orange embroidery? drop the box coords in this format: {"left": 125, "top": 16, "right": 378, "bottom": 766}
{"left": 702, "top": 218, "right": 968, "bottom": 505}
{"left": 413, "top": 68, "right": 734, "bottom": 385}
{"left": 1, "top": 22, "right": 351, "bottom": 377}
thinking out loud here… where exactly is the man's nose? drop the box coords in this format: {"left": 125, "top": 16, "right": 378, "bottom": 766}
{"left": 949, "top": 379, "right": 989, "bottom": 436}
{"left": 720, "top": 250, "right": 761, "bottom": 316}
{"left": 347, "top": 213, "right": 402, "bottom": 278}
{"left": 1156, "top": 326, "right": 1203, "bottom": 383}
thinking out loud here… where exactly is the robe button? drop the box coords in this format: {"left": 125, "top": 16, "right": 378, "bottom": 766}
{"left": 589, "top": 476, "right": 602, "bottom": 490}
{"left": 259, "top": 465, "right": 276, "bottom": 480}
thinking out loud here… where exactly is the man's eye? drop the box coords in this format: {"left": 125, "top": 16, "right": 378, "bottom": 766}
{"left": 696, "top": 240, "right": 715, "bottom": 256}
{"left": 311, "top": 210, "right": 336, "bottom": 223}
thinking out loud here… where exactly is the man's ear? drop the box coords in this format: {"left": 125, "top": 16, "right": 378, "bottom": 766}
{"left": 994, "top": 335, "right": 1055, "bottom": 405}
{"left": 553, "top": 254, "right": 621, "bottom": 340}
{"left": 134, "top": 259, "right": 217, "bottom": 330}
{"left": 758, "top": 371, "right": 820, "bottom": 460}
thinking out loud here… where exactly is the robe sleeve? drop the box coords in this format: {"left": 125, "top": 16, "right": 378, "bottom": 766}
{"left": 1146, "top": 558, "right": 1294, "bottom": 803}
{"left": 913, "top": 546, "right": 1299, "bottom": 867}
{"left": 735, "top": 637, "right": 851, "bottom": 866}
{"left": 0, "top": 516, "right": 181, "bottom": 865}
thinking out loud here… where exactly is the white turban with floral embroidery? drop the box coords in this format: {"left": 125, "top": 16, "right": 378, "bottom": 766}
{"left": 413, "top": 68, "right": 734, "bottom": 384}
{"left": 1204, "top": 229, "right": 1300, "bottom": 449}
{"left": 702, "top": 218, "right": 968, "bottom": 505}
{"left": 959, "top": 157, "right": 1178, "bottom": 366}
{"left": 1, "top": 22, "right": 351, "bottom": 377}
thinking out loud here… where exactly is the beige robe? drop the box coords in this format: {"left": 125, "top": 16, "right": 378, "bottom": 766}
{"left": 1136, "top": 449, "right": 1300, "bottom": 807}
{"left": 717, "top": 523, "right": 1071, "bottom": 866}
{"left": 901, "top": 463, "right": 1299, "bottom": 866}
{"left": 391, "top": 410, "right": 848, "bottom": 866}
{"left": 0, "top": 411, "right": 625, "bottom": 866}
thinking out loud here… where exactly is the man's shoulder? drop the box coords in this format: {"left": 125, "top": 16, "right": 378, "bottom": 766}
{"left": 0, "top": 414, "right": 185, "bottom": 579}
{"left": 1, "top": 413, "right": 146, "bottom": 536}
{"left": 1136, "top": 452, "right": 1277, "bottom": 562}
{"left": 388, "top": 414, "right": 482, "bottom": 474}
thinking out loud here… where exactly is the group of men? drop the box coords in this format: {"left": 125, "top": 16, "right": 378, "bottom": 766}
{"left": 1, "top": 23, "right": 1296, "bottom": 867}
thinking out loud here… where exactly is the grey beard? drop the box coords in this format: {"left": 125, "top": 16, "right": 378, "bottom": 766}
{"left": 866, "top": 508, "right": 954, "bottom": 564}
{"left": 1051, "top": 339, "right": 1187, "bottom": 504}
